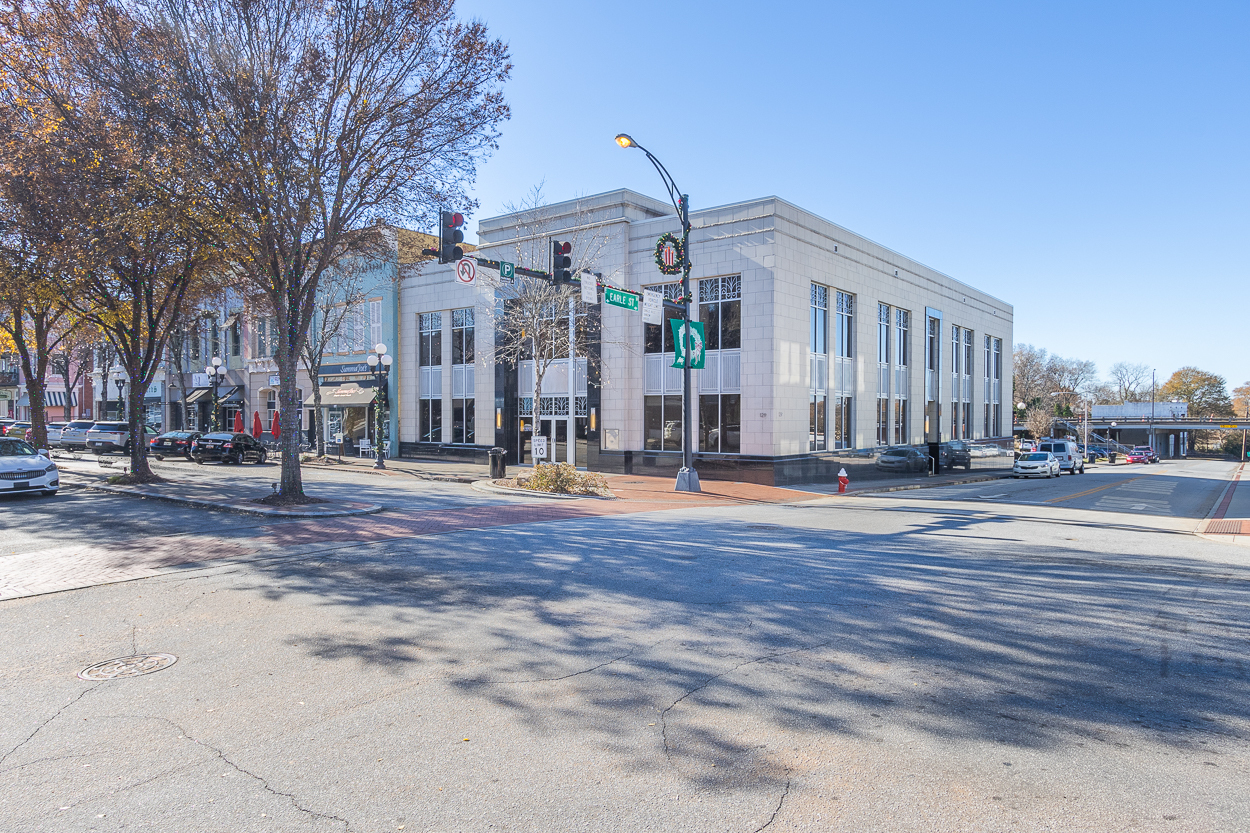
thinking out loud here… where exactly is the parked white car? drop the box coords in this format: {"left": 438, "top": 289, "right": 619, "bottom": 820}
{"left": 58, "top": 420, "right": 97, "bottom": 451}
{"left": 86, "top": 422, "right": 156, "bottom": 454}
{"left": 0, "top": 437, "right": 59, "bottom": 497}
{"left": 1013, "top": 451, "right": 1060, "bottom": 478}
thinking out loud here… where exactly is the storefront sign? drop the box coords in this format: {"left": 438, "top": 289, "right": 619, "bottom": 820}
{"left": 269, "top": 375, "right": 281, "bottom": 386}
{"left": 319, "top": 362, "right": 371, "bottom": 376}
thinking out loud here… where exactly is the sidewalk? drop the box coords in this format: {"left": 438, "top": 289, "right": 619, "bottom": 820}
{"left": 1200, "top": 462, "right": 1249, "bottom": 545}
{"left": 56, "top": 459, "right": 382, "bottom": 517}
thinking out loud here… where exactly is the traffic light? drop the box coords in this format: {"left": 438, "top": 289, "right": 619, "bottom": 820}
{"left": 551, "top": 240, "right": 572, "bottom": 284}
{"left": 439, "top": 210, "right": 465, "bottom": 264}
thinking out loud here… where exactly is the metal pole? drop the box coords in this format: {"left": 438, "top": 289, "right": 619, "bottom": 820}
{"left": 676, "top": 194, "right": 700, "bottom": 492}
{"left": 568, "top": 297, "right": 576, "bottom": 466}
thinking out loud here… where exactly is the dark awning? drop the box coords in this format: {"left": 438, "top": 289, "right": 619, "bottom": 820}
{"left": 183, "top": 386, "right": 242, "bottom": 405}
{"left": 183, "top": 387, "right": 212, "bottom": 404}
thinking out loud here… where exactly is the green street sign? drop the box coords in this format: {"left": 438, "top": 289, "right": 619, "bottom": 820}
{"left": 499, "top": 260, "right": 515, "bottom": 281}
{"left": 670, "top": 320, "right": 706, "bottom": 369}
{"left": 604, "top": 288, "right": 638, "bottom": 311}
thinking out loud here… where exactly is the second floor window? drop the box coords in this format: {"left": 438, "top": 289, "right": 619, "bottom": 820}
{"left": 419, "top": 312, "right": 442, "bottom": 367}
{"left": 698, "top": 275, "right": 741, "bottom": 350}
{"left": 877, "top": 303, "right": 889, "bottom": 364}
{"left": 643, "top": 282, "right": 684, "bottom": 353}
{"left": 895, "top": 309, "right": 909, "bottom": 367}
{"left": 451, "top": 308, "right": 474, "bottom": 365}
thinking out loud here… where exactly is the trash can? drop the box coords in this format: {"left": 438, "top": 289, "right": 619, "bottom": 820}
{"left": 489, "top": 447, "right": 507, "bottom": 479}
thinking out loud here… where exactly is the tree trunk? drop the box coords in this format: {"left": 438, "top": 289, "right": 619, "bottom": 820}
{"left": 276, "top": 345, "right": 305, "bottom": 498}
{"left": 312, "top": 382, "right": 325, "bottom": 456}
{"left": 127, "top": 380, "right": 154, "bottom": 479}
{"left": 13, "top": 317, "right": 50, "bottom": 451}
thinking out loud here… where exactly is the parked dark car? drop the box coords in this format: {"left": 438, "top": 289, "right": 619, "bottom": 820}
{"left": 940, "top": 440, "right": 973, "bottom": 470}
{"left": 876, "top": 446, "right": 929, "bottom": 473}
{"left": 150, "top": 431, "right": 202, "bottom": 460}
{"left": 191, "top": 432, "right": 268, "bottom": 465}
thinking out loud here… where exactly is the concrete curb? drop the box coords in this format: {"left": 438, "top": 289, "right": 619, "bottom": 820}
{"left": 60, "top": 475, "right": 383, "bottom": 518}
{"left": 470, "top": 480, "right": 615, "bottom": 500}
{"left": 845, "top": 473, "right": 1014, "bottom": 496}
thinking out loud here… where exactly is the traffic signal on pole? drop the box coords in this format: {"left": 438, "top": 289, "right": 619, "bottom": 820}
{"left": 551, "top": 240, "right": 572, "bottom": 284}
{"left": 439, "top": 210, "right": 465, "bottom": 264}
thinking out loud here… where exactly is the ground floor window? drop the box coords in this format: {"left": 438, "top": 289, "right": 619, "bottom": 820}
{"left": 876, "top": 398, "right": 889, "bottom": 445}
{"left": 894, "top": 398, "right": 908, "bottom": 445}
{"left": 832, "top": 396, "right": 852, "bottom": 449}
{"left": 699, "top": 393, "right": 740, "bottom": 453}
{"left": 810, "top": 394, "right": 826, "bottom": 451}
{"left": 420, "top": 399, "right": 442, "bottom": 443}
{"left": 452, "top": 398, "right": 475, "bottom": 444}
{"left": 644, "top": 395, "right": 683, "bottom": 451}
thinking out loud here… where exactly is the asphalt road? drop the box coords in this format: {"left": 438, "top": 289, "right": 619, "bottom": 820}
{"left": 1, "top": 460, "right": 1247, "bottom": 832}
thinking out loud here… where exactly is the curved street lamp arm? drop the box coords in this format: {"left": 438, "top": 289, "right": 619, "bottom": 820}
{"left": 629, "top": 140, "right": 686, "bottom": 225}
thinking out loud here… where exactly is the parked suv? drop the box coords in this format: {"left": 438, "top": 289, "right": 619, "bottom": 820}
{"left": 58, "top": 420, "right": 98, "bottom": 451}
{"left": 86, "top": 422, "right": 155, "bottom": 454}
{"left": 1038, "top": 440, "right": 1085, "bottom": 474}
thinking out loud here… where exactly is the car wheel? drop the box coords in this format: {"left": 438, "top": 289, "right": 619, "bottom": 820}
{"left": 233, "top": 452, "right": 244, "bottom": 465}
{"left": 155, "top": 455, "right": 164, "bottom": 461}
{"left": 257, "top": 451, "right": 267, "bottom": 465}
{"left": 194, "top": 456, "right": 204, "bottom": 464}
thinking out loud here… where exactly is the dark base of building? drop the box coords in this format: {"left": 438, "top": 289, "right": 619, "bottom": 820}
{"left": 398, "top": 442, "right": 1013, "bottom": 487}
{"left": 589, "top": 449, "right": 1010, "bottom": 487}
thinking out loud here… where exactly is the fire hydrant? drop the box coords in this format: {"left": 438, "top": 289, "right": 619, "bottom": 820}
{"left": 837, "top": 467, "right": 849, "bottom": 494}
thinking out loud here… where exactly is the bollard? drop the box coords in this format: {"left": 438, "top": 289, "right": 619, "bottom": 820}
{"left": 837, "top": 467, "right": 849, "bottom": 494}
{"left": 489, "top": 447, "right": 507, "bottom": 480}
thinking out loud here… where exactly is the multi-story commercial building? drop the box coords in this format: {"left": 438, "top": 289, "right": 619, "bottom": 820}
{"left": 398, "top": 189, "right": 1013, "bottom": 485}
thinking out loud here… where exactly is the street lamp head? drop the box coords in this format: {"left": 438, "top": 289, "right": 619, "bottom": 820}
{"left": 375, "top": 343, "right": 387, "bottom": 355}
{"left": 367, "top": 354, "right": 379, "bottom": 367}
{"left": 211, "top": 357, "right": 222, "bottom": 367}
{"left": 381, "top": 354, "right": 393, "bottom": 367}
{"left": 614, "top": 133, "right": 635, "bottom": 149}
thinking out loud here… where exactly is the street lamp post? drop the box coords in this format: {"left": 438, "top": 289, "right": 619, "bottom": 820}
{"left": 114, "top": 378, "right": 126, "bottom": 421}
{"left": 206, "top": 357, "right": 224, "bottom": 432}
{"left": 366, "top": 343, "right": 392, "bottom": 470}
{"left": 615, "top": 133, "right": 699, "bottom": 492}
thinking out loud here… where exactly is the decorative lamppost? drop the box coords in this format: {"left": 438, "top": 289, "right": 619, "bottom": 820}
{"left": 366, "top": 343, "right": 393, "bottom": 470}
{"left": 206, "top": 357, "right": 224, "bottom": 432}
{"left": 114, "top": 377, "right": 126, "bottom": 421}
{"left": 615, "top": 133, "right": 699, "bottom": 492}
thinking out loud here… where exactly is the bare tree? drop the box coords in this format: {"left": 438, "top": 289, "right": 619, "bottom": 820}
{"left": 300, "top": 235, "right": 397, "bottom": 457}
{"left": 1012, "top": 344, "right": 1050, "bottom": 410}
{"left": 48, "top": 324, "right": 98, "bottom": 422}
{"left": 1108, "top": 362, "right": 1151, "bottom": 403}
{"left": 1024, "top": 405, "right": 1052, "bottom": 442}
{"left": 478, "top": 188, "right": 616, "bottom": 459}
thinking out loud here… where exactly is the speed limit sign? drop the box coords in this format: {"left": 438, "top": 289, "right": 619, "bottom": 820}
{"left": 455, "top": 256, "right": 476, "bottom": 286}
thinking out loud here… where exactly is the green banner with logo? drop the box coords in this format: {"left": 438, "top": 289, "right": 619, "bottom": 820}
{"left": 670, "top": 320, "right": 706, "bottom": 369}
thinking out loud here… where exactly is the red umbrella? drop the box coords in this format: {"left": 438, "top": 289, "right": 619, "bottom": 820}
{"left": 233, "top": 411, "right": 244, "bottom": 433}
{"left": 271, "top": 409, "right": 281, "bottom": 439}
{"left": 252, "top": 410, "right": 262, "bottom": 438}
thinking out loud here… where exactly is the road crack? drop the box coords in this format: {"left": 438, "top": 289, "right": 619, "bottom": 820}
{"left": 753, "top": 776, "right": 792, "bottom": 832}
{"left": 145, "top": 716, "right": 352, "bottom": 831}
{"left": 0, "top": 684, "right": 100, "bottom": 768}
{"left": 660, "top": 641, "right": 831, "bottom": 760}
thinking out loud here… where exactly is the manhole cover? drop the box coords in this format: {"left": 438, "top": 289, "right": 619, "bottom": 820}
{"left": 78, "top": 653, "right": 178, "bottom": 681}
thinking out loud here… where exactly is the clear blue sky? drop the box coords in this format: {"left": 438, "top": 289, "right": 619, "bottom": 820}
{"left": 453, "top": 0, "right": 1249, "bottom": 393}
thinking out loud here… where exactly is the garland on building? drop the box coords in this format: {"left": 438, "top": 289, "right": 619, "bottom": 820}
{"left": 653, "top": 233, "right": 684, "bottom": 276}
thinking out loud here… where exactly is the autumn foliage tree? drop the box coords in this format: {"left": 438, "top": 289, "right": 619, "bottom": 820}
{"left": 0, "top": 0, "right": 224, "bottom": 479}
{"left": 131, "top": 0, "right": 511, "bottom": 501}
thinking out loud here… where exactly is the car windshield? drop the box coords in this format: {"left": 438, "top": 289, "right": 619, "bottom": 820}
{"left": 68, "top": 421, "right": 95, "bottom": 429}
{"left": 0, "top": 439, "right": 37, "bottom": 456}
{"left": 92, "top": 423, "right": 127, "bottom": 431}
{"left": 162, "top": 432, "right": 193, "bottom": 439}
{"left": 1021, "top": 453, "right": 1048, "bottom": 461}
{"left": 201, "top": 433, "right": 234, "bottom": 440}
